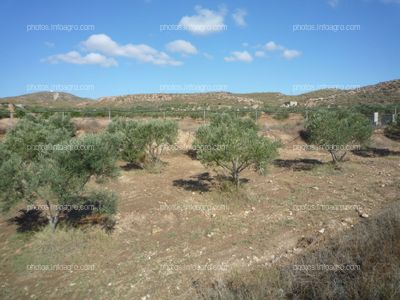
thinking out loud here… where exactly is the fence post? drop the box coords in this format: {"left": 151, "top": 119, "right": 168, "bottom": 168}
{"left": 8, "top": 103, "right": 14, "bottom": 122}
{"left": 163, "top": 111, "right": 166, "bottom": 119}
{"left": 108, "top": 109, "right": 111, "bottom": 121}
{"left": 255, "top": 109, "right": 258, "bottom": 122}
{"left": 373, "top": 112, "right": 379, "bottom": 126}
{"left": 203, "top": 108, "right": 206, "bottom": 124}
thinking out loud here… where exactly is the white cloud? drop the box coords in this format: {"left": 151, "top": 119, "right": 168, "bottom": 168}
{"left": 81, "top": 34, "right": 182, "bottom": 66}
{"left": 255, "top": 51, "right": 265, "bottom": 57}
{"left": 166, "top": 40, "right": 198, "bottom": 55}
{"left": 261, "top": 41, "right": 302, "bottom": 60}
{"left": 282, "top": 49, "right": 302, "bottom": 60}
{"left": 264, "top": 41, "right": 283, "bottom": 51}
{"left": 224, "top": 51, "right": 253, "bottom": 63}
{"left": 45, "top": 51, "right": 118, "bottom": 67}
{"left": 232, "top": 8, "right": 247, "bottom": 27}
{"left": 178, "top": 6, "right": 227, "bottom": 35}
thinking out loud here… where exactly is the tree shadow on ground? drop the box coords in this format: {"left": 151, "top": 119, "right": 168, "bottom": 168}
{"left": 299, "top": 129, "right": 311, "bottom": 143}
{"left": 173, "top": 172, "right": 214, "bottom": 192}
{"left": 185, "top": 149, "right": 197, "bottom": 160}
{"left": 215, "top": 174, "right": 250, "bottom": 186}
{"left": 120, "top": 162, "right": 143, "bottom": 171}
{"left": 7, "top": 209, "right": 48, "bottom": 233}
{"left": 274, "top": 158, "right": 324, "bottom": 171}
{"left": 352, "top": 147, "right": 400, "bottom": 158}
{"left": 64, "top": 197, "right": 116, "bottom": 233}
{"left": 8, "top": 206, "right": 115, "bottom": 233}
{"left": 71, "top": 213, "right": 116, "bottom": 233}
{"left": 173, "top": 172, "right": 250, "bottom": 192}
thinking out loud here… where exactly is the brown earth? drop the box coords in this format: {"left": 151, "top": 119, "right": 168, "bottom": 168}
{"left": 0, "top": 114, "right": 399, "bottom": 299}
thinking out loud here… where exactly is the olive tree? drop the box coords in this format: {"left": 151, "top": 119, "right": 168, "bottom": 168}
{"left": 108, "top": 118, "right": 178, "bottom": 167}
{"left": 107, "top": 118, "right": 146, "bottom": 164}
{"left": 3, "top": 114, "right": 75, "bottom": 161}
{"left": 139, "top": 120, "right": 178, "bottom": 165}
{"left": 193, "top": 114, "right": 279, "bottom": 186}
{"left": 305, "top": 109, "right": 373, "bottom": 164}
{"left": 0, "top": 114, "right": 119, "bottom": 231}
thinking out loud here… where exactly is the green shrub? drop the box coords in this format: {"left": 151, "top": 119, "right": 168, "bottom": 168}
{"left": 273, "top": 110, "right": 290, "bottom": 120}
{"left": 107, "top": 118, "right": 146, "bottom": 164}
{"left": 3, "top": 113, "right": 75, "bottom": 161}
{"left": 14, "top": 109, "right": 26, "bottom": 118}
{"left": 140, "top": 119, "right": 178, "bottom": 165}
{"left": 305, "top": 109, "right": 372, "bottom": 164}
{"left": 0, "top": 115, "right": 119, "bottom": 231}
{"left": 107, "top": 118, "right": 178, "bottom": 167}
{"left": 384, "top": 114, "right": 400, "bottom": 140}
{"left": 193, "top": 114, "right": 279, "bottom": 186}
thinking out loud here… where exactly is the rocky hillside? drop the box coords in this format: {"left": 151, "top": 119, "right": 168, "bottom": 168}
{"left": 294, "top": 79, "right": 400, "bottom": 107}
{"left": 96, "top": 80, "right": 400, "bottom": 108}
{"left": 1, "top": 80, "right": 399, "bottom": 109}
{"left": 96, "top": 92, "right": 264, "bottom": 108}
{"left": 0, "top": 92, "right": 93, "bottom": 108}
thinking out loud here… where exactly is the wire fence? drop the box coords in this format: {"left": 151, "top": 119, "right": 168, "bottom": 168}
{"left": 369, "top": 114, "right": 396, "bottom": 127}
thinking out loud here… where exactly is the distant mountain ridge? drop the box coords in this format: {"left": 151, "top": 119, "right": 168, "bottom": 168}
{"left": 1, "top": 79, "right": 399, "bottom": 109}
{"left": 0, "top": 92, "right": 93, "bottom": 108}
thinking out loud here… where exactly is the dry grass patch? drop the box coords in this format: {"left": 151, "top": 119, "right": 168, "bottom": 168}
{"left": 195, "top": 200, "right": 400, "bottom": 299}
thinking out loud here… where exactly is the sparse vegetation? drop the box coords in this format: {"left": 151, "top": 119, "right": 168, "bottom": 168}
{"left": 1, "top": 0, "right": 399, "bottom": 296}
{"left": 0, "top": 110, "right": 399, "bottom": 299}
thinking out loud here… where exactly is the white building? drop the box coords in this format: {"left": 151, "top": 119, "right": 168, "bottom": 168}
{"left": 281, "top": 101, "right": 298, "bottom": 108}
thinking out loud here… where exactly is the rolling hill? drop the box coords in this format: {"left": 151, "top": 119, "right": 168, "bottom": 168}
{"left": 0, "top": 92, "right": 93, "bottom": 108}
{"left": 1, "top": 79, "right": 399, "bottom": 110}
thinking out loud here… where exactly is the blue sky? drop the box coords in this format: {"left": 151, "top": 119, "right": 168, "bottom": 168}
{"left": 0, "top": 0, "right": 399, "bottom": 98}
